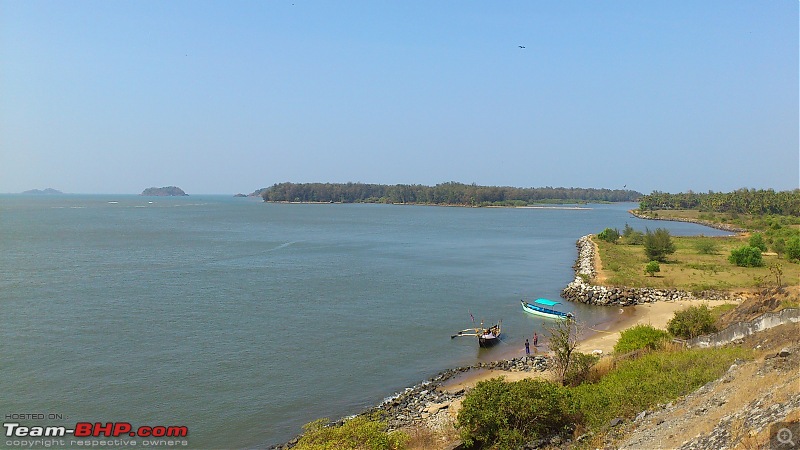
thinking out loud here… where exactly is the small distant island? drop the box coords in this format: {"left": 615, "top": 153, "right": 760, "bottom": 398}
{"left": 140, "top": 186, "right": 188, "bottom": 196}
{"left": 22, "top": 188, "right": 63, "bottom": 194}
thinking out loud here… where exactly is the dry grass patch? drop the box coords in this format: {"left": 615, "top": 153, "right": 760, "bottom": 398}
{"left": 594, "top": 235, "right": 800, "bottom": 292}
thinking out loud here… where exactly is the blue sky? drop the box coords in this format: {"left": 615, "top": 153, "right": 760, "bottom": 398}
{"left": 1, "top": 1, "right": 797, "bottom": 195}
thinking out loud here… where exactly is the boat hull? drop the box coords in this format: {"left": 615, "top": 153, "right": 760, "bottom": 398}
{"left": 521, "top": 300, "right": 572, "bottom": 320}
{"left": 478, "top": 335, "right": 500, "bottom": 347}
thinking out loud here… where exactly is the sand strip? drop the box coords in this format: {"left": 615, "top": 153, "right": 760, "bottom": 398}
{"left": 440, "top": 299, "right": 738, "bottom": 393}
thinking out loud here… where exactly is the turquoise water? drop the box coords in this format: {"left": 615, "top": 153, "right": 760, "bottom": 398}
{"left": 0, "top": 196, "right": 729, "bottom": 448}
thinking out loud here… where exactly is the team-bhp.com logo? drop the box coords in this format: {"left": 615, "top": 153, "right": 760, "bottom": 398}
{"left": 5, "top": 422, "right": 188, "bottom": 438}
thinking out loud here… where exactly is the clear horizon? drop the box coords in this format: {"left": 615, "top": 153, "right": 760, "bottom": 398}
{"left": 1, "top": 1, "right": 798, "bottom": 195}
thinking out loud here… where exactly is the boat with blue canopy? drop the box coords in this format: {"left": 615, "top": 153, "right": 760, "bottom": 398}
{"left": 521, "top": 298, "right": 574, "bottom": 320}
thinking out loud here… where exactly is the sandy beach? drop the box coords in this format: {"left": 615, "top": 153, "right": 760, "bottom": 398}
{"left": 576, "top": 299, "right": 737, "bottom": 354}
{"left": 440, "top": 298, "right": 739, "bottom": 394}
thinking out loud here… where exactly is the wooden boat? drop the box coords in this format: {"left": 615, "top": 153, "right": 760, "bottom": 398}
{"left": 451, "top": 320, "right": 502, "bottom": 348}
{"left": 521, "top": 298, "right": 574, "bottom": 320}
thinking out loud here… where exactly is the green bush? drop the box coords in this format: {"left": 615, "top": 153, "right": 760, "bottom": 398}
{"left": 598, "top": 227, "right": 620, "bottom": 244}
{"left": 456, "top": 377, "right": 574, "bottom": 449}
{"left": 644, "top": 228, "right": 676, "bottom": 262}
{"left": 563, "top": 352, "right": 599, "bottom": 387}
{"left": 787, "top": 236, "right": 800, "bottom": 261}
{"left": 694, "top": 239, "right": 719, "bottom": 255}
{"left": 294, "top": 415, "right": 408, "bottom": 450}
{"left": 644, "top": 260, "right": 661, "bottom": 277}
{"left": 622, "top": 224, "right": 645, "bottom": 245}
{"left": 728, "top": 246, "right": 764, "bottom": 267}
{"left": 666, "top": 304, "right": 718, "bottom": 339}
{"left": 749, "top": 233, "right": 767, "bottom": 252}
{"left": 614, "top": 324, "right": 671, "bottom": 354}
{"left": 772, "top": 238, "right": 786, "bottom": 257}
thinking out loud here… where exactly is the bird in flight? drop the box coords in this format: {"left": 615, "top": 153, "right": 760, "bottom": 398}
{"left": 518, "top": 45, "right": 526, "bottom": 49}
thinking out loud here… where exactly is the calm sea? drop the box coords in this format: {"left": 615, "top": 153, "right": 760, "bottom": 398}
{"left": 0, "top": 195, "right": 729, "bottom": 448}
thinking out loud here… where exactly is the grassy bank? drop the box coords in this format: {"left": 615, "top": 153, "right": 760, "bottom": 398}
{"left": 572, "top": 346, "right": 751, "bottom": 430}
{"left": 594, "top": 234, "right": 799, "bottom": 292}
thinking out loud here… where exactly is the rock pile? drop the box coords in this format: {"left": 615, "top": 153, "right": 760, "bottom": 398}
{"left": 628, "top": 210, "right": 748, "bottom": 233}
{"left": 561, "top": 235, "right": 740, "bottom": 306}
{"left": 373, "top": 355, "right": 550, "bottom": 430}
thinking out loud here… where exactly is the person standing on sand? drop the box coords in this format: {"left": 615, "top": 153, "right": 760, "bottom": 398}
{"left": 533, "top": 332, "right": 538, "bottom": 347}
{"left": 525, "top": 339, "right": 530, "bottom": 355}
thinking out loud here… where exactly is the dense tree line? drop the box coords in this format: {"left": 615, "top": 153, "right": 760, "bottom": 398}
{"left": 638, "top": 189, "right": 800, "bottom": 216}
{"left": 258, "top": 182, "right": 642, "bottom": 205}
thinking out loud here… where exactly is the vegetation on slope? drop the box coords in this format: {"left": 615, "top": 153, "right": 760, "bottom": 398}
{"left": 293, "top": 415, "right": 408, "bottom": 450}
{"left": 455, "top": 344, "right": 752, "bottom": 449}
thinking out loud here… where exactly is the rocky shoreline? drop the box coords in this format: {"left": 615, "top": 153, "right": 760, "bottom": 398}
{"left": 628, "top": 210, "right": 749, "bottom": 233}
{"left": 561, "top": 235, "right": 743, "bottom": 306}
{"left": 269, "top": 356, "right": 550, "bottom": 449}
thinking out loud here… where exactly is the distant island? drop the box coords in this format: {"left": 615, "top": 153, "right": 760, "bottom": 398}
{"left": 140, "top": 186, "right": 188, "bottom": 196}
{"left": 22, "top": 188, "right": 63, "bottom": 194}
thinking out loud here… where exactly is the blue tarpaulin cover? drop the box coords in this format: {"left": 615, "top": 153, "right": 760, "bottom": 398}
{"left": 534, "top": 298, "right": 560, "bottom": 306}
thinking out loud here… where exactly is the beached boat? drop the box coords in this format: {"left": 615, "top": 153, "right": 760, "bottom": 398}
{"left": 451, "top": 320, "right": 502, "bottom": 348}
{"left": 521, "top": 299, "right": 574, "bottom": 320}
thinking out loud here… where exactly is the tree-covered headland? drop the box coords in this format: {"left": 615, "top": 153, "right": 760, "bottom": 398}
{"left": 638, "top": 188, "right": 800, "bottom": 216}
{"left": 635, "top": 188, "right": 800, "bottom": 263}
{"left": 258, "top": 182, "right": 642, "bottom": 206}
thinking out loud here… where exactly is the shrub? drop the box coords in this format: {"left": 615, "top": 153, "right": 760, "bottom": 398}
{"left": 456, "top": 378, "right": 574, "bottom": 449}
{"left": 644, "top": 260, "right": 661, "bottom": 277}
{"left": 598, "top": 227, "right": 620, "bottom": 244}
{"left": 644, "top": 228, "right": 676, "bottom": 262}
{"left": 786, "top": 237, "right": 800, "bottom": 261}
{"left": 545, "top": 318, "right": 584, "bottom": 386}
{"left": 622, "top": 224, "right": 645, "bottom": 245}
{"left": 563, "top": 352, "right": 599, "bottom": 387}
{"left": 667, "top": 304, "right": 718, "bottom": 339}
{"left": 772, "top": 238, "right": 786, "bottom": 257}
{"left": 694, "top": 239, "right": 719, "bottom": 255}
{"left": 728, "top": 246, "right": 764, "bottom": 267}
{"left": 748, "top": 233, "right": 767, "bottom": 252}
{"left": 294, "top": 415, "right": 408, "bottom": 450}
{"left": 614, "top": 324, "right": 671, "bottom": 354}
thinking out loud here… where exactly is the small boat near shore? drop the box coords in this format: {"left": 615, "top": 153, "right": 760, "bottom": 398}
{"left": 521, "top": 298, "right": 574, "bottom": 320}
{"left": 451, "top": 320, "right": 502, "bottom": 348}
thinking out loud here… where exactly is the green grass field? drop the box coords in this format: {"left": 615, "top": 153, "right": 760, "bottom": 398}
{"left": 594, "top": 234, "right": 799, "bottom": 293}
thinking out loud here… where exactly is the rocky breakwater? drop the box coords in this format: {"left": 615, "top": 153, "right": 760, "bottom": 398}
{"left": 629, "top": 210, "right": 748, "bottom": 233}
{"left": 269, "top": 356, "right": 549, "bottom": 449}
{"left": 371, "top": 355, "right": 550, "bottom": 431}
{"left": 561, "top": 235, "right": 738, "bottom": 306}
